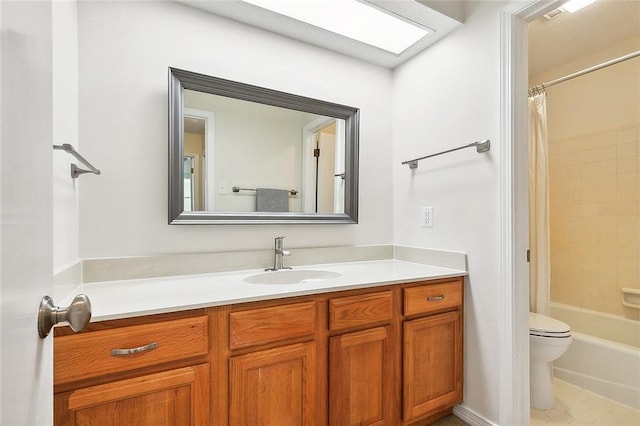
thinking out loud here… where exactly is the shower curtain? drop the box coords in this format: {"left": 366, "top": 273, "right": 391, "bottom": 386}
{"left": 528, "top": 93, "right": 551, "bottom": 315}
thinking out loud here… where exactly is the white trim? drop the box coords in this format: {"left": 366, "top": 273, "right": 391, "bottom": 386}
{"left": 453, "top": 404, "right": 497, "bottom": 426}
{"left": 499, "top": 1, "right": 564, "bottom": 424}
{"left": 333, "top": 119, "right": 345, "bottom": 213}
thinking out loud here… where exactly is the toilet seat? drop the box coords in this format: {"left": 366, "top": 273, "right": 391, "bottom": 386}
{"left": 529, "top": 312, "right": 571, "bottom": 338}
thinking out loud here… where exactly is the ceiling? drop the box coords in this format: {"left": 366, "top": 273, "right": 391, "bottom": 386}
{"left": 528, "top": 0, "right": 640, "bottom": 76}
{"left": 176, "top": 0, "right": 464, "bottom": 69}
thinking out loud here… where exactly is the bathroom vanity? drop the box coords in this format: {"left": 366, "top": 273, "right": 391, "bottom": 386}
{"left": 52, "top": 262, "right": 464, "bottom": 425}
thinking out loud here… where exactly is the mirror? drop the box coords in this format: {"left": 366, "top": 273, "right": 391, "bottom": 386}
{"left": 168, "top": 68, "right": 359, "bottom": 224}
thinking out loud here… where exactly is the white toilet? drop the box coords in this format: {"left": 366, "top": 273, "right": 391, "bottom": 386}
{"left": 529, "top": 312, "right": 572, "bottom": 409}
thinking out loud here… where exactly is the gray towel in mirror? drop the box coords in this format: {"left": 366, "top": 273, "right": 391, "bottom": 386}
{"left": 256, "top": 188, "right": 289, "bottom": 212}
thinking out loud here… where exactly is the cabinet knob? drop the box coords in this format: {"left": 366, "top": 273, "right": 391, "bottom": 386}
{"left": 427, "top": 295, "right": 445, "bottom": 302}
{"left": 38, "top": 294, "right": 92, "bottom": 338}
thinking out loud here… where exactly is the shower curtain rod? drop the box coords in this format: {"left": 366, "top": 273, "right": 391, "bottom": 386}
{"left": 529, "top": 49, "right": 640, "bottom": 96}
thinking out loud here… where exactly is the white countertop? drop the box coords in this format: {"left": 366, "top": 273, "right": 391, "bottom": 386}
{"left": 64, "top": 259, "right": 467, "bottom": 322}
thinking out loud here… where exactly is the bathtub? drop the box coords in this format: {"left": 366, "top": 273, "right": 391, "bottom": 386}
{"left": 551, "top": 302, "right": 640, "bottom": 408}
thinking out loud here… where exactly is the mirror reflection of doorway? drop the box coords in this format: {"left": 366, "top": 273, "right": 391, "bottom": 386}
{"left": 314, "top": 122, "right": 336, "bottom": 213}
{"left": 302, "top": 118, "right": 345, "bottom": 214}
{"left": 183, "top": 156, "right": 196, "bottom": 211}
{"left": 183, "top": 115, "right": 207, "bottom": 211}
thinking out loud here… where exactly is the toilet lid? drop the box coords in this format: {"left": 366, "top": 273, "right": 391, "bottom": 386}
{"left": 529, "top": 312, "right": 571, "bottom": 338}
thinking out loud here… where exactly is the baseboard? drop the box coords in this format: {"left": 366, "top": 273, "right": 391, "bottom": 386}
{"left": 453, "top": 404, "right": 496, "bottom": 426}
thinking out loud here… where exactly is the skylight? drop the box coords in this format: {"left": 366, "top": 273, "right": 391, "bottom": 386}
{"left": 561, "top": 0, "right": 597, "bottom": 13}
{"left": 544, "top": 0, "right": 597, "bottom": 20}
{"left": 241, "top": 0, "right": 430, "bottom": 55}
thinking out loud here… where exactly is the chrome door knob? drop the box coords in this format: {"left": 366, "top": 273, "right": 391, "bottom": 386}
{"left": 38, "top": 294, "right": 92, "bottom": 338}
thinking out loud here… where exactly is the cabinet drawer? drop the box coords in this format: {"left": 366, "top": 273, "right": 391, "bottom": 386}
{"left": 329, "top": 291, "right": 393, "bottom": 331}
{"left": 230, "top": 301, "right": 316, "bottom": 349}
{"left": 54, "top": 315, "right": 209, "bottom": 385}
{"left": 57, "top": 364, "right": 210, "bottom": 426}
{"left": 404, "top": 280, "right": 462, "bottom": 316}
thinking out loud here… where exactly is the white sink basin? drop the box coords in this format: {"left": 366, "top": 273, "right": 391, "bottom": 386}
{"left": 244, "top": 270, "right": 341, "bottom": 285}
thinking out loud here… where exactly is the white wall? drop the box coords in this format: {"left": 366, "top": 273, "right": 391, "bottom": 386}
{"left": 392, "top": 1, "right": 506, "bottom": 423}
{"left": 52, "top": 0, "right": 80, "bottom": 274}
{"left": 77, "top": 0, "right": 393, "bottom": 258}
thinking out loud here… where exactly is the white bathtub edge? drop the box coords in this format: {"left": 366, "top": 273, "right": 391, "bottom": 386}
{"left": 550, "top": 302, "right": 640, "bottom": 348}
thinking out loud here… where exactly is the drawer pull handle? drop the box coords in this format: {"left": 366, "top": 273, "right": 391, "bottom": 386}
{"left": 427, "top": 295, "right": 445, "bottom": 302}
{"left": 111, "top": 342, "right": 158, "bottom": 356}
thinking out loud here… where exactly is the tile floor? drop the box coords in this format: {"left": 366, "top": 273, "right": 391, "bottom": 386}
{"left": 531, "top": 379, "right": 640, "bottom": 425}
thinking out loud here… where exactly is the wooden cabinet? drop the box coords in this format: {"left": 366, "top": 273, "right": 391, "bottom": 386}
{"left": 54, "top": 311, "right": 211, "bottom": 426}
{"left": 230, "top": 342, "right": 317, "bottom": 425}
{"left": 328, "top": 291, "right": 393, "bottom": 332}
{"left": 329, "top": 326, "right": 393, "bottom": 426}
{"left": 55, "top": 364, "right": 210, "bottom": 426}
{"left": 54, "top": 276, "right": 464, "bottom": 426}
{"left": 54, "top": 315, "right": 209, "bottom": 385}
{"left": 229, "top": 301, "right": 316, "bottom": 350}
{"left": 328, "top": 291, "right": 395, "bottom": 425}
{"left": 403, "top": 311, "right": 462, "bottom": 422}
{"left": 402, "top": 280, "right": 464, "bottom": 422}
{"left": 226, "top": 301, "right": 320, "bottom": 425}
{"left": 404, "top": 281, "right": 462, "bottom": 316}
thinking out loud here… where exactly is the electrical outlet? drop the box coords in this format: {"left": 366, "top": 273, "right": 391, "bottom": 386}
{"left": 421, "top": 206, "right": 433, "bottom": 228}
{"left": 217, "top": 181, "right": 228, "bottom": 195}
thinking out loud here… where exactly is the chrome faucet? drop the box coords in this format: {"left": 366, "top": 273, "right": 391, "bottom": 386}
{"left": 266, "top": 236, "right": 291, "bottom": 271}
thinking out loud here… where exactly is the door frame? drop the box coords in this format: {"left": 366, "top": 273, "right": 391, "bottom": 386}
{"left": 498, "top": 1, "right": 564, "bottom": 424}
{"left": 184, "top": 107, "right": 215, "bottom": 210}
{"left": 333, "top": 119, "right": 346, "bottom": 214}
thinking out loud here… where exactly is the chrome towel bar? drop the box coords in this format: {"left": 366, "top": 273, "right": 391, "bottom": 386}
{"left": 402, "top": 139, "right": 490, "bottom": 169}
{"left": 232, "top": 186, "right": 298, "bottom": 196}
{"left": 53, "top": 143, "right": 101, "bottom": 178}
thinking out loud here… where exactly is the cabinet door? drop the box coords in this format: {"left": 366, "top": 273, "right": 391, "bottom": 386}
{"left": 329, "top": 326, "right": 392, "bottom": 426}
{"left": 55, "top": 364, "right": 209, "bottom": 426}
{"left": 229, "top": 341, "right": 317, "bottom": 426}
{"left": 403, "top": 311, "right": 462, "bottom": 422}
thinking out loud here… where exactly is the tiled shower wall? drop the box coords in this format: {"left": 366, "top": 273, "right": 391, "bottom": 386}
{"left": 549, "top": 123, "right": 640, "bottom": 320}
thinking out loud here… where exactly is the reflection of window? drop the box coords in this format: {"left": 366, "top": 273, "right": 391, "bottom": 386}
{"left": 183, "top": 156, "right": 195, "bottom": 211}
